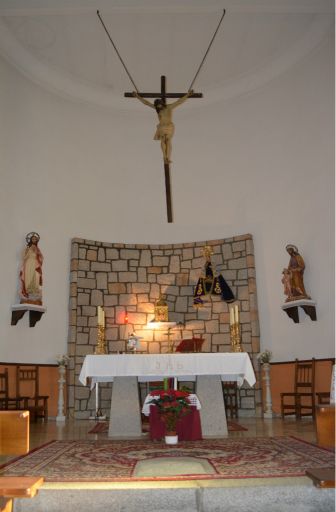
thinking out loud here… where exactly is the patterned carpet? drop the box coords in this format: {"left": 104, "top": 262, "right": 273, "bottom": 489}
{"left": 88, "top": 420, "right": 248, "bottom": 434}
{"left": 0, "top": 437, "right": 333, "bottom": 482}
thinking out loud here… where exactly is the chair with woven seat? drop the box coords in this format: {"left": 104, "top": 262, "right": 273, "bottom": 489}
{"left": 222, "top": 381, "right": 239, "bottom": 419}
{"left": 16, "top": 366, "right": 49, "bottom": 422}
{"left": 281, "top": 359, "right": 316, "bottom": 419}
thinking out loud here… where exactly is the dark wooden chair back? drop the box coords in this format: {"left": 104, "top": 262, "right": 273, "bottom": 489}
{"left": 15, "top": 366, "right": 48, "bottom": 422}
{"left": 222, "top": 381, "right": 239, "bottom": 418}
{"left": 175, "top": 337, "right": 204, "bottom": 353}
{"left": 294, "top": 359, "right": 315, "bottom": 394}
{"left": 0, "top": 369, "right": 9, "bottom": 409}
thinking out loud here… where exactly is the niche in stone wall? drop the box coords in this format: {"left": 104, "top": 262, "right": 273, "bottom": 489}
{"left": 68, "top": 234, "right": 261, "bottom": 419}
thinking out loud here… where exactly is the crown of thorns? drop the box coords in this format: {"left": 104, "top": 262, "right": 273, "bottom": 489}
{"left": 26, "top": 232, "right": 40, "bottom": 244}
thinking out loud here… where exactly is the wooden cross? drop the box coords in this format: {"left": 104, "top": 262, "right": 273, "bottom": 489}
{"left": 125, "top": 76, "right": 202, "bottom": 223}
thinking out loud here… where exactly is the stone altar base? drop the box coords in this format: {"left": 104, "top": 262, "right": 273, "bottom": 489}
{"left": 108, "top": 377, "right": 142, "bottom": 438}
{"left": 196, "top": 375, "right": 228, "bottom": 437}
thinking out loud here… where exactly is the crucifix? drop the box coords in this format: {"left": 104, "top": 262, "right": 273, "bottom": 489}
{"left": 96, "top": 9, "right": 225, "bottom": 223}
{"left": 125, "top": 76, "right": 202, "bottom": 222}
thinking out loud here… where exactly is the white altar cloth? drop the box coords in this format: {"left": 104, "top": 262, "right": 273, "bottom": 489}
{"left": 79, "top": 352, "right": 256, "bottom": 387}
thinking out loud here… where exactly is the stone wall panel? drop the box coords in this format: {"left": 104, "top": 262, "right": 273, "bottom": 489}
{"left": 69, "top": 235, "right": 260, "bottom": 419}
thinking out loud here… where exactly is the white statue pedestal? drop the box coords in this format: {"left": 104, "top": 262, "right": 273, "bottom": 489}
{"left": 56, "top": 365, "right": 66, "bottom": 422}
{"left": 262, "top": 363, "right": 273, "bottom": 418}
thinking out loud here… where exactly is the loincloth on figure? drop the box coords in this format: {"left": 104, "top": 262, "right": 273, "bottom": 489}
{"left": 154, "top": 122, "right": 175, "bottom": 140}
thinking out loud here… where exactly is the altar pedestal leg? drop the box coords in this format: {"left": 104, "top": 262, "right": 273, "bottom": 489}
{"left": 196, "top": 375, "right": 228, "bottom": 437}
{"left": 108, "top": 377, "right": 142, "bottom": 438}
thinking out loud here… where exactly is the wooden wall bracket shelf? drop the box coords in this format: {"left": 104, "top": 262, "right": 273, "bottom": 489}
{"left": 281, "top": 299, "right": 317, "bottom": 323}
{"left": 11, "top": 304, "right": 46, "bottom": 327}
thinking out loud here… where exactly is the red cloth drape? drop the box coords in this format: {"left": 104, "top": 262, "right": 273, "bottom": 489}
{"left": 149, "top": 405, "right": 202, "bottom": 441}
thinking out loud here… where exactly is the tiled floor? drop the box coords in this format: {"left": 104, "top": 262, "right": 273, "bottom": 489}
{"left": 27, "top": 415, "right": 317, "bottom": 449}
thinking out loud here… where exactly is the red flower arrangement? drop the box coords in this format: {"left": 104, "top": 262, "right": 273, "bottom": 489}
{"left": 149, "top": 389, "right": 191, "bottom": 434}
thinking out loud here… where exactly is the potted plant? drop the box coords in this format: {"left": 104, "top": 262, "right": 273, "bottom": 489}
{"left": 149, "top": 389, "right": 191, "bottom": 444}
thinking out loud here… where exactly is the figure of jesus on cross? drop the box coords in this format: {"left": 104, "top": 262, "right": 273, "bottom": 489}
{"left": 132, "top": 88, "right": 193, "bottom": 164}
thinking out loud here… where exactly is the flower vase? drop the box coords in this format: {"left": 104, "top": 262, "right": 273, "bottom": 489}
{"left": 165, "top": 433, "right": 178, "bottom": 444}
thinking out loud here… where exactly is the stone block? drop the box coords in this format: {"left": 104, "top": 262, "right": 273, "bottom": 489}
{"left": 78, "top": 260, "right": 90, "bottom": 271}
{"left": 212, "top": 301, "right": 227, "bottom": 313}
{"left": 137, "top": 267, "right": 147, "bottom": 282}
{"left": 205, "top": 320, "right": 219, "bottom": 333}
{"left": 228, "top": 257, "right": 246, "bottom": 270}
{"left": 192, "top": 257, "right": 204, "bottom": 269}
{"left": 82, "top": 305, "right": 96, "bottom": 316}
{"left": 120, "top": 249, "right": 140, "bottom": 260}
{"left": 119, "top": 294, "right": 137, "bottom": 306}
{"left": 96, "top": 273, "right": 108, "bottom": 290}
{"left": 127, "top": 312, "right": 147, "bottom": 324}
{"left": 176, "top": 273, "right": 189, "bottom": 286}
{"left": 77, "top": 316, "right": 88, "bottom": 327}
{"left": 182, "top": 248, "right": 194, "bottom": 260}
{"left": 136, "top": 294, "right": 149, "bottom": 303}
{"left": 105, "top": 248, "right": 119, "bottom": 260}
{"left": 91, "top": 262, "right": 111, "bottom": 272}
{"left": 118, "top": 272, "right": 137, "bottom": 282}
{"left": 105, "top": 327, "right": 119, "bottom": 341}
{"left": 232, "top": 241, "right": 246, "bottom": 252}
{"left": 131, "top": 283, "right": 150, "bottom": 294}
{"left": 91, "top": 289, "right": 103, "bottom": 305}
{"left": 153, "top": 256, "right": 169, "bottom": 266}
{"left": 148, "top": 266, "right": 162, "bottom": 274}
{"left": 222, "top": 244, "right": 233, "bottom": 260}
{"left": 137, "top": 302, "right": 154, "bottom": 313}
{"left": 246, "top": 254, "right": 255, "bottom": 268}
{"left": 139, "top": 249, "right": 152, "bottom": 267}
{"left": 112, "top": 260, "right": 128, "bottom": 271}
{"left": 98, "top": 247, "right": 105, "bottom": 262}
{"left": 87, "top": 249, "right": 97, "bottom": 261}
{"left": 108, "top": 283, "right": 127, "bottom": 294}
{"left": 175, "top": 296, "right": 188, "bottom": 312}
{"left": 157, "top": 274, "right": 175, "bottom": 285}
{"left": 77, "top": 293, "right": 89, "bottom": 305}
{"left": 237, "top": 286, "right": 249, "bottom": 300}
{"left": 78, "top": 278, "right": 96, "bottom": 289}
{"left": 181, "top": 260, "right": 191, "bottom": 269}
{"left": 78, "top": 248, "right": 86, "bottom": 259}
{"left": 104, "top": 295, "right": 118, "bottom": 307}
{"left": 169, "top": 255, "right": 180, "bottom": 273}
{"left": 108, "top": 272, "right": 118, "bottom": 282}
{"left": 77, "top": 332, "right": 89, "bottom": 345}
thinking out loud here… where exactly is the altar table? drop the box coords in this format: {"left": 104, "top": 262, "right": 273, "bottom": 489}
{"left": 79, "top": 353, "right": 256, "bottom": 438}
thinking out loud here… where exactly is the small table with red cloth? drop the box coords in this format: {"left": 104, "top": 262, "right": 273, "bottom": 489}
{"left": 142, "top": 393, "right": 202, "bottom": 441}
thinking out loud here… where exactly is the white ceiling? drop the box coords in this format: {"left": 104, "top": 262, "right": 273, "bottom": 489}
{"left": 0, "top": 0, "right": 333, "bottom": 109}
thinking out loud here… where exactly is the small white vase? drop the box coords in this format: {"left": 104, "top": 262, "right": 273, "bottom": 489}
{"left": 165, "top": 435, "right": 178, "bottom": 445}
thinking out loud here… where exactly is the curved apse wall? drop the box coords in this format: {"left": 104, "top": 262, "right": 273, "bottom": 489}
{"left": 69, "top": 235, "right": 261, "bottom": 418}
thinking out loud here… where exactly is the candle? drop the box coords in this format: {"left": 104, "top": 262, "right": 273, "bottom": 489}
{"left": 98, "top": 306, "right": 105, "bottom": 326}
{"left": 229, "top": 307, "right": 234, "bottom": 325}
{"left": 234, "top": 305, "right": 239, "bottom": 324}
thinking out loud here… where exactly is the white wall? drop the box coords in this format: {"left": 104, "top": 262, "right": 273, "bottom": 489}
{"left": 0, "top": 33, "right": 334, "bottom": 364}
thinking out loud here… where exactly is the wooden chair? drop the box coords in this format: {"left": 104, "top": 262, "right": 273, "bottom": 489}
{"left": 0, "top": 369, "right": 23, "bottom": 411}
{"left": 281, "top": 359, "right": 316, "bottom": 419}
{"left": 15, "top": 366, "right": 48, "bottom": 422}
{"left": 222, "top": 381, "right": 239, "bottom": 418}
